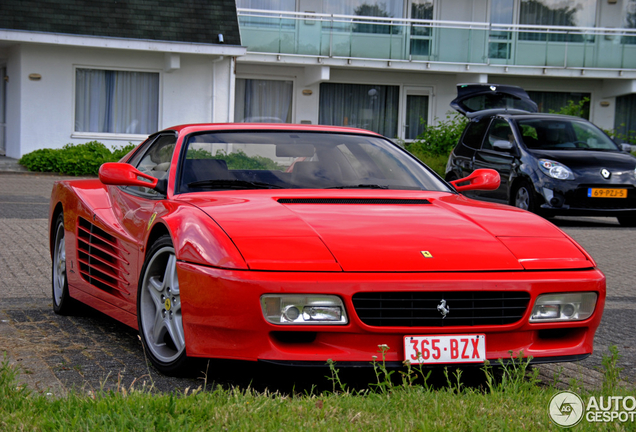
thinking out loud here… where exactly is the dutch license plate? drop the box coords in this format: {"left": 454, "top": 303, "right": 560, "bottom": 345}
{"left": 404, "top": 334, "right": 486, "bottom": 364}
{"left": 587, "top": 188, "right": 628, "bottom": 198}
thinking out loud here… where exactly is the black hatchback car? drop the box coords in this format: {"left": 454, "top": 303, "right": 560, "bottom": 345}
{"left": 445, "top": 84, "right": 636, "bottom": 226}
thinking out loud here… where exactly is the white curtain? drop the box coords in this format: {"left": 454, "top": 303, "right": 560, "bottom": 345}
{"left": 75, "top": 69, "right": 159, "bottom": 134}
{"left": 527, "top": 91, "right": 590, "bottom": 119}
{"left": 234, "top": 79, "right": 293, "bottom": 123}
{"left": 405, "top": 95, "right": 429, "bottom": 140}
{"left": 319, "top": 83, "right": 399, "bottom": 137}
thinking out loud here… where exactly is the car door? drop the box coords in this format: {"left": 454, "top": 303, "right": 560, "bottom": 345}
{"left": 447, "top": 117, "right": 491, "bottom": 181}
{"left": 106, "top": 133, "right": 178, "bottom": 304}
{"left": 472, "top": 118, "right": 519, "bottom": 202}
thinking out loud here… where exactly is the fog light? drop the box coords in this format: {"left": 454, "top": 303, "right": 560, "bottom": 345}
{"left": 535, "top": 304, "right": 559, "bottom": 320}
{"left": 261, "top": 294, "right": 348, "bottom": 325}
{"left": 529, "top": 292, "right": 597, "bottom": 322}
{"left": 283, "top": 306, "right": 300, "bottom": 321}
{"left": 303, "top": 306, "right": 342, "bottom": 321}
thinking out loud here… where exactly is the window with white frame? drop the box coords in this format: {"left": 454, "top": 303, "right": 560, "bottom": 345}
{"left": 75, "top": 68, "right": 159, "bottom": 135}
{"left": 518, "top": 0, "right": 597, "bottom": 42}
{"left": 234, "top": 78, "right": 293, "bottom": 123}
{"left": 319, "top": 83, "right": 399, "bottom": 137}
{"left": 409, "top": 0, "right": 434, "bottom": 56}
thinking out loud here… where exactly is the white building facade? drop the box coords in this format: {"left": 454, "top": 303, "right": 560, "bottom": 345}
{"left": 0, "top": 0, "right": 244, "bottom": 158}
{"left": 3, "top": 0, "right": 636, "bottom": 158}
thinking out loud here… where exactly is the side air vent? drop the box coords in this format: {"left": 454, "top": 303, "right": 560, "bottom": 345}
{"left": 278, "top": 198, "right": 431, "bottom": 205}
{"left": 77, "top": 217, "right": 131, "bottom": 294}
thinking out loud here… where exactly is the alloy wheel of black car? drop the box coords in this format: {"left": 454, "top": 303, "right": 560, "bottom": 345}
{"left": 137, "top": 234, "right": 188, "bottom": 374}
{"left": 513, "top": 181, "right": 537, "bottom": 213}
{"left": 52, "top": 212, "right": 79, "bottom": 315}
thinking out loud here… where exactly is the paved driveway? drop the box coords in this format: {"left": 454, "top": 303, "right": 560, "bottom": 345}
{"left": 0, "top": 173, "right": 633, "bottom": 395}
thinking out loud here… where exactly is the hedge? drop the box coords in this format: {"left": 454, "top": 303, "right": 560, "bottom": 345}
{"left": 19, "top": 141, "right": 136, "bottom": 176}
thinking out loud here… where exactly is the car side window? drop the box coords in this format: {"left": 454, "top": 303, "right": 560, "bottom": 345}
{"left": 483, "top": 119, "right": 514, "bottom": 151}
{"left": 461, "top": 118, "right": 490, "bottom": 149}
{"left": 127, "top": 134, "right": 177, "bottom": 195}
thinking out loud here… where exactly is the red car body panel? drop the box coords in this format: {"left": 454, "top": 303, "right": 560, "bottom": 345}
{"left": 49, "top": 123, "right": 606, "bottom": 367}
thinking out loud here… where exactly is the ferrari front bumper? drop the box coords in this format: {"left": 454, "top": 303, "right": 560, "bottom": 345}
{"left": 177, "top": 262, "right": 605, "bottom": 366}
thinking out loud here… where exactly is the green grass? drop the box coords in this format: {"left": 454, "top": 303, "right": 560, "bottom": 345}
{"left": 0, "top": 348, "right": 632, "bottom": 431}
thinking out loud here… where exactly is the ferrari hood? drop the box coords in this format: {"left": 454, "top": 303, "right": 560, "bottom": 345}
{"left": 177, "top": 192, "right": 592, "bottom": 272}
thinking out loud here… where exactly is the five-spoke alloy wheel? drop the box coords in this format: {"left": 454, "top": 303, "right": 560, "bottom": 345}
{"left": 137, "top": 235, "right": 187, "bottom": 374}
{"left": 52, "top": 212, "right": 77, "bottom": 315}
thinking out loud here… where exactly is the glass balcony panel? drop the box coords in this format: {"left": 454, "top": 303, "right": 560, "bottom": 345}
{"left": 237, "top": 9, "right": 636, "bottom": 69}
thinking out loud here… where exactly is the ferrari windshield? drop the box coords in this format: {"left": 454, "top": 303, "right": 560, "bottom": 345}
{"left": 517, "top": 118, "right": 620, "bottom": 151}
{"left": 177, "top": 131, "right": 449, "bottom": 193}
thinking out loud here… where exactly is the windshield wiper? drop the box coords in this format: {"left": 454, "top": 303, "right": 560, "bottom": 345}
{"left": 327, "top": 184, "right": 390, "bottom": 189}
{"left": 187, "top": 179, "right": 283, "bottom": 189}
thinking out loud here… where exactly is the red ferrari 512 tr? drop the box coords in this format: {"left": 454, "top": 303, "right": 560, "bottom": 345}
{"left": 49, "top": 124, "right": 605, "bottom": 374}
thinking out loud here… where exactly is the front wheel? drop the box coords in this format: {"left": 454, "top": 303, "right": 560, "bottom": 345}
{"left": 513, "top": 181, "right": 537, "bottom": 213}
{"left": 137, "top": 235, "right": 188, "bottom": 374}
{"left": 52, "top": 212, "right": 78, "bottom": 315}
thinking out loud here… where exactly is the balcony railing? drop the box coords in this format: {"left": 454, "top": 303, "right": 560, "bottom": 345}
{"left": 237, "top": 8, "right": 636, "bottom": 70}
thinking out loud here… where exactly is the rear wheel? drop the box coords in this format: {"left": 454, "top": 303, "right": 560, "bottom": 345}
{"left": 137, "top": 235, "right": 188, "bottom": 374}
{"left": 617, "top": 216, "right": 636, "bottom": 227}
{"left": 52, "top": 213, "right": 78, "bottom": 315}
{"left": 513, "top": 181, "right": 537, "bottom": 213}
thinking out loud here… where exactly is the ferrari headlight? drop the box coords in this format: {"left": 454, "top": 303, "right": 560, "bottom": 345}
{"left": 261, "top": 295, "right": 348, "bottom": 325}
{"left": 529, "top": 292, "right": 597, "bottom": 322}
{"left": 538, "top": 159, "right": 574, "bottom": 180}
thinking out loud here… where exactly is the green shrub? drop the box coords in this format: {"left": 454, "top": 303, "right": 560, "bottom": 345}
{"left": 19, "top": 142, "right": 136, "bottom": 176}
{"left": 406, "top": 113, "right": 467, "bottom": 177}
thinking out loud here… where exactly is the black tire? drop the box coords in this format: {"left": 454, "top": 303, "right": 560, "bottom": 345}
{"left": 512, "top": 181, "right": 537, "bottom": 213}
{"left": 52, "top": 213, "right": 79, "bottom": 315}
{"left": 617, "top": 216, "right": 636, "bottom": 227}
{"left": 137, "top": 234, "right": 188, "bottom": 375}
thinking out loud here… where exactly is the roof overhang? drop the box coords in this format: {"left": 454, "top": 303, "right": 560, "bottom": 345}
{"left": 0, "top": 29, "right": 246, "bottom": 56}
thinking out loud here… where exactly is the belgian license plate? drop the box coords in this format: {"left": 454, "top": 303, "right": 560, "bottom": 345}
{"left": 404, "top": 334, "right": 486, "bottom": 364}
{"left": 587, "top": 188, "right": 628, "bottom": 198}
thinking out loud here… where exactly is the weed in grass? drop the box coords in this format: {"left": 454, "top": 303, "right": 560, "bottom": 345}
{"left": 480, "top": 350, "right": 538, "bottom": 394}
{"left": 326, "top": 359, "right": 348, "bottom": 394}
{"left": 443, "top": 367, "right": 464, "bottom": 394}
{"left": 597, "top": 344, "right": 623, "bottom": 393}
{"left": 370, "top": 344, "right": 395, "bottom": 395}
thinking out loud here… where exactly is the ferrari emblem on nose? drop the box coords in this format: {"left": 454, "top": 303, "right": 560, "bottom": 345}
{"left": 437, "top": 299, "right": 450, "bottom": 318}
{"left": 421, "top": 251, "right": 433, "bottom": 258}
{"left": 601, "top": 168, "right": 611, "bottom": 179}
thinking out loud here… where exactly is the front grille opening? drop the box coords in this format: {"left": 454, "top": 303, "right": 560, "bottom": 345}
{"left": 271, "top": 332, "right": 317, "bottom": 344}
{"left": 352, "top": 291, "right": 530, "bottom": 327}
